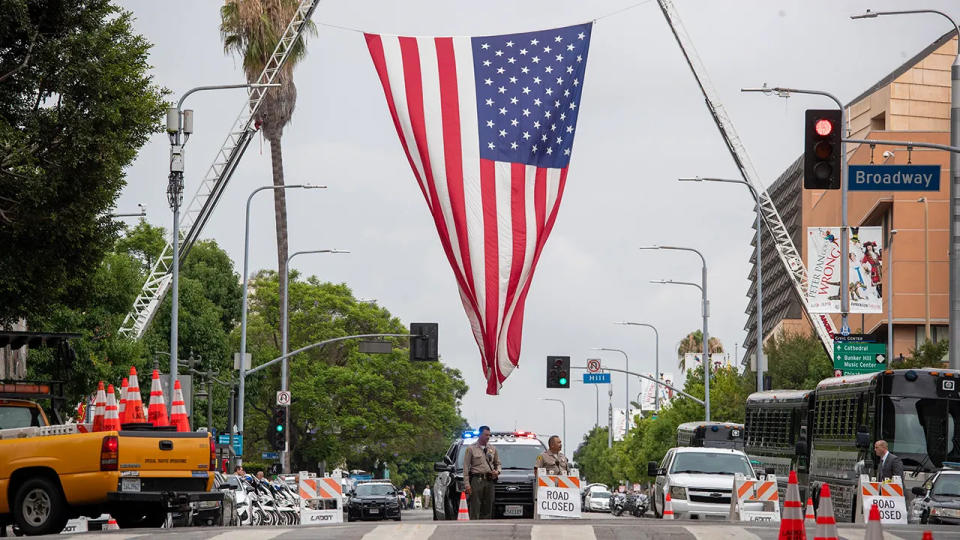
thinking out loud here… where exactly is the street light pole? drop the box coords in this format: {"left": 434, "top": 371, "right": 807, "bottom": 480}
{"left": 281, "top": 248, "right": 348, "bottom": 473}
{"left": 237, "top": 183, "right": 323, "bottom": 463}
{"left": 615, "top": 322, "right": 660, "bottom": 411}
{"left": 593, "top": 347, "right": 630, "bottom": 432}
{"left": 851, "top": 8, "right": 960, "bottom": 368}
{"left": 679, "top": 177, "right": 765, "bottom": 391}
{"left": 540, "top": 398, "right": 566, "bottom": 448}
{"left": 642, "top": 245, "right": 710, "bottom": 421}
{"left": 742, "top": 85, "right": 850, "bottom": 336}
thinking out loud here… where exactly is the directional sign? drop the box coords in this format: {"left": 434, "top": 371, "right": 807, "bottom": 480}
{"left": 218, "top": 434, "right": 243, "bottom": 457}
{"left": 834, "top": 334, "right": 887, "bottom": 375}
{"left": 277, "top": 391, "right": 291, "bottom": 407}
{"left": 262, "top": 451, "right": 279, "bottom": 460}
{"left": 586, "top": 359, "right": 602, "bottom": 373}
{"left": 849, "top": 164, "right": 940, "bottom": 191}
{"left": 584, "top": 373, "right": 611, "bottom": 384}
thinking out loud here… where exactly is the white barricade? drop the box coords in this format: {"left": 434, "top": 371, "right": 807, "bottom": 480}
{"left": 857, "top": 474, "right": 907, "bottom": 524}
{"left": 299, "top": 476, "right": 343, "bottom": 525}
{"left": 60, "top": 518, "right": 87, "bottom": 534}
{"left": 729, "top": 473, "right": 781, "bottom": 522}
{"left": 535, "top": 468, "right": 581, "bottom": 519}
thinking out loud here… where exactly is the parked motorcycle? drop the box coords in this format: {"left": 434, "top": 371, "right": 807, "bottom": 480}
{"left": 611, "top": 492, "right": 648, "bottom": 517}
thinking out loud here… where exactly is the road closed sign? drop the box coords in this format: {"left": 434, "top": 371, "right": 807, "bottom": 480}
{"left": 858, "top": 475, "right": 908, "bottom": 525}
{"left": 536, "top": 470, "right": 581, "bottom": 519}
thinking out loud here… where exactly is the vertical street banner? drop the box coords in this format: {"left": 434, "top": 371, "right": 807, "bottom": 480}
{"left": 365, "top": 24, "right": 593, "bottom": 395}
{"left": 806, "top": 227, "right": 883, "bottom": 313}
{"left": 639, "top": 372, "right": 675, "bottom": 410}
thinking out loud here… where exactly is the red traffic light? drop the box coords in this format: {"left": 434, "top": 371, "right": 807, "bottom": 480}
{"left": 814, "top": 118, "right": 833, "bottom": 137}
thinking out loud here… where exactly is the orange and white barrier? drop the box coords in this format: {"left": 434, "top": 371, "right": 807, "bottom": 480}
{"left": 729, "top": 473, "right": 781, "bottom": 522}
{"left": 857, "top": 474, "right": 907, "bottom": 524}
{"left": 299, "top": 476, "right": 343, "bottom": 525}
{"left": 535, "top": 469, "right": 581, "bottom": 519}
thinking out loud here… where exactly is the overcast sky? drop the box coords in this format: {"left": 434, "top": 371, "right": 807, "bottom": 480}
{"left": 115, "top": 0, "right": 956, "bottom": 453}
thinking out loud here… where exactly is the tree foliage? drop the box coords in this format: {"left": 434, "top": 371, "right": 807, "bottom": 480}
{"left": 0, "top": 0, "right": 167, "bottom": 324}
{"left": 764, "top": 331, "right": 833, "bottom": 389}
{"left": 894, "top": 339, "right": 949, "bottom": 369}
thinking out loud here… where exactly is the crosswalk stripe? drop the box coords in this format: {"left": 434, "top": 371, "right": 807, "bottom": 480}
{"left": 531, "top": 524, "right": 596, "bottom": 540}
{"left": 838, "top": 529, "right": 907, "bottom": 540}
{"left": 684, "top": 525, "right": 762, "bottom": 540}
{"left": 207, "top": 529, "right": 292, "bottom": 540}
{"left": 361, "top": 523, "right": 437, "bottom": 540}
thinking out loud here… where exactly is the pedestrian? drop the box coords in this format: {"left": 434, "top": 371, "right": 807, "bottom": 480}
{"left": 234, "top": 465, "right": 245, "bottom": 477}
{"left": 874, "top": 440, "right": 904, "bottom": 482}
{"left": 423, "top": 484, "right": 432, "bottom": 509}
{"left": 534, "top": 435, "right": 570, "bottom": 477}
{"left": 463, "top": 425, "right": 500, "bottom": 520}
{"left": 256, "top": 470, "right": 264, "bottom": 481}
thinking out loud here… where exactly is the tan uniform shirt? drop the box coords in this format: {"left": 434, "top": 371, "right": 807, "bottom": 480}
{"left": 535, "top": 451, "right": 569, "bottom": 475}
{"left": 463, "top": 442, "right": 501, "bottom": 484}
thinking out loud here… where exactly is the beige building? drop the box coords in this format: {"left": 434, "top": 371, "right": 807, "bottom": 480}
{"left": 745, "top": 30, "right": 956, "bottom": 364}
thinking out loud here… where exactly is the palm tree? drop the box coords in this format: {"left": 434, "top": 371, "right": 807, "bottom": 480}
{"left": 221, "top": 0, "right": 314, "bottom": 343}
{"left": 676, "top": 330, "right": 723, "bottom": 372}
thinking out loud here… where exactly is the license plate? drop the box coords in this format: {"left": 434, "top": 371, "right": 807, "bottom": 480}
{"left": 121, "top": 478, "right": 141, "bottom": 493}
{"left": 504, "top": 505, "right": 523, "bottom": 517}
{"left": 367, "top": 507, "right": 379, "bottom": 514}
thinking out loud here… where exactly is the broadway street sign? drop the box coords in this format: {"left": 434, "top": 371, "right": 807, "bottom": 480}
{"left": 834, "top": 334, "right": 887, "bottom": 375}
{"left": 848, "top": 164, "right": 940, "bottom": 191}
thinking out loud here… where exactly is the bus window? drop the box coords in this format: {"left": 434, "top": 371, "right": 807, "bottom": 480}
{"left": 882, "top": 397, "right": 960, "bottom": 466}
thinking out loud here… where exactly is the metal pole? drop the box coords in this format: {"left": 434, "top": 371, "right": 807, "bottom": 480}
{"left": 541, "top": 398, "right": 566, "bottom": 449}
{"left": 595, "top": 383, "right": 599, "bottom": 428}
{"left": 607, "top": 385, "right": 613, "bottom": 449}
{"left": 887, "top": 218, "right": 896, "bottom": 367}
{"left": 594, "top": 348, "right": 629, "bottom": 431}
{"left": 921, "top": 197, "right": 931, "bottom": 341}
{"left": 207, "top": 373, "right": 213, "bottom": 433}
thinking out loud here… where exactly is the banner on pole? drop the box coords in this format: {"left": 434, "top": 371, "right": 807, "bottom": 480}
{"left": 806, "top": 227, "right": 883, "bottom": 313}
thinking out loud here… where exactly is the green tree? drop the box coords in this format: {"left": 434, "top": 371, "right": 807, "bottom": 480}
{"left": 764, "top": 331, "right": 833, "bottom": 389}
{"left": 894, "top": 339, "right": 949, "bottom": 369}
{"left": 573, "top": 427, "right": 617, "bottom": 486}
{"left": 0, "top": 0, "right": 166, "bottom": 324}
{"left": 220, "top": 0, "right": 315, "bottom": 352}
{"left": 677, "top": 330, "right": 723, "bottom": 372}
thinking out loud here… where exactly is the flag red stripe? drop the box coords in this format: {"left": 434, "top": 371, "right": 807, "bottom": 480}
{"left": 480, "top": 158, "right": 500, "bottom": 392}
{"left": 435, "top": 38, "right": 477, "bottom": 302}
{"left": 500, "top": 162, "right": 527, "bottom": 364}
{"left": 364, "top": 34, "right": 428, "bottom": 202}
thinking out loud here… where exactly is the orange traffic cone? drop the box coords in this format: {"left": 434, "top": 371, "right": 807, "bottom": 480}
{"left": 865, "top": 502, "right": 884, "bottom": 540}
{"left": 123, "top": 367, "right": 146, "bottom": 424}
{"left": 92, "top": 382, "right": 106, "bottom": 432}
{"left": 923, "top": 531, "right": 934, "bottom": 540}
{"left": 804, "top": 496, "right": 816, "bottom": 528}
{"left": 147, "top": 369, "right": 170, "bottom": 427}
{"left": 778, "top": 470, "right": 805, "bottom": 540}
{"left": 814, "top": 483, "right": 838, "bottom": 540}
{"left": 457, "top": 491, "right": 469, "bottom": 521}
{"left": 118, "top": 377, "right": 128, "bottom": 418}
{"left": 170, "top": 380, "right": 190, "bottom": 432}
{"left": 106, "top": 516, "right": 119, "bottom": 530}
{"left": 663, "top": 492, "right": 674, "bottom": 520}
{"left": 102, "top": 384, "right": 121, "bottom": 432}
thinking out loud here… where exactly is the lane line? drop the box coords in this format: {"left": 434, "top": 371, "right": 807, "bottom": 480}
{"left": 361, "top": 523, "right": 437, "bottom": 540}
{"left": 531, "top": 524, "right": 597, "bottom": 540}
{"left": 206, "top": 528, "right": 292, "bottom": 540}
{"left": 684, "top": 525, "right": 762, "bottom": 540}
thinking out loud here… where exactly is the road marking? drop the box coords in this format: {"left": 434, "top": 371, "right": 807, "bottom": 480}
{"left": 838, "top": 529, "right": 907, "bottom": 540}
{"left": 207, "top": 529, "right": 291, "bottom": 540}
{"left": 531, "top": 524, "right": 596, "bottom": 540}
{"left": 361, "top": 524, "right": 437, "bottom": 540}
{"left": 684, "top": 525, "right": 762, "bottom": 540}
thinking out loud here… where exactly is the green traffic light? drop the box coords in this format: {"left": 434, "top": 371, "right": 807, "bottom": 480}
{"left": 276, "top": 425, "right": 284, "bottom": 432}
{"left": 559, "top": 377, "right": 567, "bottom": 385}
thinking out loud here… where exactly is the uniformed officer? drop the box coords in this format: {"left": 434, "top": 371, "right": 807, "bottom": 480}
{"left": 535, "top": 435, "right": 569, "bottom": 476}
{"left": 463, "top": 425, "right": 500, "bottom": 519}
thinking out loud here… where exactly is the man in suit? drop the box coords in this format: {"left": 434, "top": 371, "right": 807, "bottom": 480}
{"left": 874, "top": 439, "right": 904, "bottom": 482}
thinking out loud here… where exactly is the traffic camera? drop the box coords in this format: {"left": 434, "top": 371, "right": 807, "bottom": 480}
{"left": 546, "top": 356, "right": 570, "bottom": 388}
{"left": 804, "top": 109, "right": 842, "bottom": 190}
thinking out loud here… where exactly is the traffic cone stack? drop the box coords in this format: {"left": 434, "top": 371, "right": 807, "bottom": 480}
{"left": 804, "top": 496, "right": 816, "bottom": 528}
{"left": 147, "top": 369, "right": 170, "bottom": 427}
{"left": 92, "top": 382, "right": 106, "bottom": 432}
{"left": 663, "top": 492, "right": 674, "bottom": 520}
{"left": 778, "top": 470, "right": 805, "bottom": 540}
{"left": 122, "top": 367, "right": 146, "bottom": 424}
{"left": 814, "top": 483, "right": 838, "bottom": 540}
{"left": 170, "top": 379, "right": 190, "bottom": 432}
{"left": 102, "top": 385, "right": 121, "bottom": 432}
{"left": 865, "top": 502, "right": 884, "bottom": 540}
{"left": 118, "top": 377, "right": 128, "bottom": 418}
{"left": 457, "top": 491, "right": 469, "bottom": 521}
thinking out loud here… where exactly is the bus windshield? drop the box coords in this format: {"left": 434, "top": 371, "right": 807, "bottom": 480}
{"left": 882, "top": 397, "right": 960, "bottom": 467}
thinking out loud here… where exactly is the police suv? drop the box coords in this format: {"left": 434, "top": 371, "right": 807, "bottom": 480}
{"left": 432, "top": 430, "right": 546, "bottom": 519}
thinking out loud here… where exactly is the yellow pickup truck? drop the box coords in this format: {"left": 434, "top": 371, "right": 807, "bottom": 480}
{"left": 0, "top": 382, "right": 219, "bottom": 535}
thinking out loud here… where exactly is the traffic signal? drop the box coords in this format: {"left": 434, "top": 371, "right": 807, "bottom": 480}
{"left": 271, "top": 406, "right": 285, "bottom": 451}
{"left": 804, "top": 109, "right": 842, "bottom": 190}
{"left": 546, "top": 356, "right": 570, "bottom": 388}
{"left": 410, "top": 322, "right": 439, "bottom": 361}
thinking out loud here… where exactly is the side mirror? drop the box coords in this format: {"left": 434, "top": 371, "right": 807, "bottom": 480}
{"left": 647, "top": 461, "right": 659, "bottom": 477}
{"left": 434, "top": 462, "right": 452, "bottom": 472}
{"left": 912, "top": 486, "right": 927, "bottom": 497}
{"left": 764, "top": 466, "right": 776, "bottom": 476}
{"left": 855, "top": 431, "right": 870, "bottom": 450}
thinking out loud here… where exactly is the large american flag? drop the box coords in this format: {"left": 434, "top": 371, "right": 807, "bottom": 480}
{"left": 365, "top": 23, "right": 592, "bottom": 395}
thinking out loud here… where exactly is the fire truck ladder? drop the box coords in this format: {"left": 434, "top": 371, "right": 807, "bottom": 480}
{"left": 657, "top": 0, "right": 836, "bottom": 359}
{"left": 118, "top": 0, "right": 321, "bottom": 339}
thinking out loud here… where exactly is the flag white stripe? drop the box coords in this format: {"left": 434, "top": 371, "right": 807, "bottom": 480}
{"left": 492, "top": 160, "right": 514, "bottom": 389}
{"left": 545, "top": 168, "right": 562, "bottom": 223}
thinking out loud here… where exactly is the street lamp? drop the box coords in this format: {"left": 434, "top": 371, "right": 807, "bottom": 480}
{"left": 592, "top": 347, "right": 630, "bottom": 432}
{"left": 641, "top": 245, "right": 711, "bottom": 421}
{"left": 741, "top": 85, "right": 851, "bottom": 337}
{"left": 281, "top": 248, "right": 349, "bottom": 473}
{"left": 615, "top": 322, "right": 660, "bottom": 411}
{"left": 237, "top": 183, "right": 325, "bottom": 460}
{"left": 165, "top": 82, "right": 279, "bottom": 394}
{"left": 679, "top": 176, "right": 765, "bottom": 391}
{"left": 852, "top": 8, "right": 960, "bottom": 369}
{"left": 540, "top": 398, "right": 566, "bottom": 450}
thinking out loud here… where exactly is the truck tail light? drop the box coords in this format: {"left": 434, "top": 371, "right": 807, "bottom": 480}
{"left": 100, "top": 435, "right": 119, "bottom": 471}
{"left": 209, "top": 435, "right": 216, "bottom": 471}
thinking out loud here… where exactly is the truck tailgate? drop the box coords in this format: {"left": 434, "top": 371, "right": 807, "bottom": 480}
{"left": 116, "top": 431, "right": 212, "bottom": 493}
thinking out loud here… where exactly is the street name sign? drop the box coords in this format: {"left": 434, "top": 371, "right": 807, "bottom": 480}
{"left": 848, "top": 164, "right": 940, "bottom": 191}
{"left": 834, "top": 334, "right": 887, "bottom": 375}
{"left": 262, "top": 451, "right": 279, "bottom": 460}
{"left": 583, "top": 373, "right": 610, "bottom": 384}
{"left": 217, "top": 434, "right": 243, "bottom": 456}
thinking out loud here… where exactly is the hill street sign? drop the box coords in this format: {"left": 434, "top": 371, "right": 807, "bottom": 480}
{"left": 848, "top": 164, "right": 940, "bottom": 191}
{"left": 584, "top": 373, "right": 611, "bottom": 384}
{"left": 834, "top": 334, "right": 887, "bottom": 375}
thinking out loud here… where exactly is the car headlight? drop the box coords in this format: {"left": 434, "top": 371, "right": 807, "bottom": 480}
{"left": 669, "top": 486, "right": 687, "bottom": 500}
{"left": 932, "top": 507, "right": 960, "bottom": 518}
